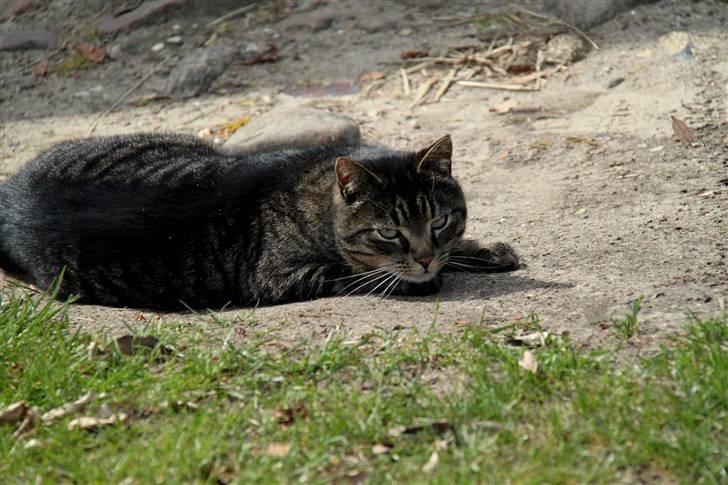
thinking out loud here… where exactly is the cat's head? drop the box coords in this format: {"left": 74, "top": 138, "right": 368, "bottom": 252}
{"left": 333, "top": 135, "right": 466, "bottom": 283}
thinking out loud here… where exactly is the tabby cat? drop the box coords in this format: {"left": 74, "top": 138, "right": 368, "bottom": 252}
{"left": 0, "top": 133, "right": 520, "bottom": 309}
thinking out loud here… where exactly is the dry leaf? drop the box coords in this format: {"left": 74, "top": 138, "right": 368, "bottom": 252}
{"left": 265, "top": 442, "right": 291, "bottom": 457}
{"left": 422, "top": 451, "right": 439, "bottom": 472}
{"left": 76, "top": 42, "right": 106, "bottom": 63}
{"left": 671, "top": 116, "right": 697, "bottom": 144}
{"left": 114, "top": 335, "right": 173, "bottom": 357}
{"left": 67, "top": 413, "right": 127, "bottom": 431}
{"left": 400, "top": 49, "right": 429, "bottom": 59}
{"left": 387, "top": 425, "right": 406, "bottom": 437}
{"left": 273, "top": 402, "right": 308, "bottom": 429}
{"left": 372, "top": 443, "right": 392, "bottom": 455}
{"left": 518, "top": 350, "right": 539, "bottom": 373}
{"left": 33, "top": 59, "right": 49, "bottom": 77}
{"left": 490, "top": 98, "right": 518, "bottom": 114}
{"left": 0, "top": 401, "right": 28, "bottom": 424}
{"left": 506, "top": 331, "right": 549, "bottom": 347}
{"left": 359, "top": 71, "right": 386, "bottom": 82}
{"left": 41, "top": 391, "right": 95, "bottom": 424}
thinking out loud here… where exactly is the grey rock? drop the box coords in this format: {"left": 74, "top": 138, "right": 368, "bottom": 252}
{"left": 543, "top": 0, "right": 656, "bottom": 29}
{"left": 163, "top": 46, "right": 235, "bottom": 99}
{"left": 544, "top": 33, "right": 587, "bottom": 65}
{"left": 165, "top": 35, "right": 183, "bottom": 45}
{"left": 0, "top": 29, "right": 59, "bottom": 51}
{"left": 279, "top": 11, "right": 336, "bottom": 33}
{"left": 357, "top": 16, "right": 396, "bottom": 34}
{"left": 225, "top": 105, "right": 360, "bottom": 152}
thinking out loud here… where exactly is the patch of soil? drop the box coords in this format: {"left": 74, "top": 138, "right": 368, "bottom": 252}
{"left": 1, "top": 0, "right": 726, "bottom": 355}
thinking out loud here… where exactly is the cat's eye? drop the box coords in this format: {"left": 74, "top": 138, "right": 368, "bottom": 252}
{"left": 430, "top": 215, "right": 449, "bottom": 230}
{"left": 376, "top": 228, "right": 400, "bottom": 240}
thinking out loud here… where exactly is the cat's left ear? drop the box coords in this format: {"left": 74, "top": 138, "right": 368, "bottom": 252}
{"left": 416, "top": 135, "right": 452, "bottom": 177}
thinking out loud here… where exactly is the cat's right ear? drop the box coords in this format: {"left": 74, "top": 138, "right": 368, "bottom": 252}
{"left": 335, "top": 157, "right": 380, "bottom": 201}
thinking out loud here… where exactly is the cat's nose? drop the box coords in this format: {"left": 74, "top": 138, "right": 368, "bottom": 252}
{"left": 415, "top": 256, "right": 434, "bottom": 269}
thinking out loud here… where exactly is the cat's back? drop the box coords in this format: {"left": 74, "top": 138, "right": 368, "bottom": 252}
{"left": 14, "top": 133, "right": 227, "bottom": 188}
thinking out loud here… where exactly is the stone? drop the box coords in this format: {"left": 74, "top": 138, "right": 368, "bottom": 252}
{"left": 279, "top": 11, "right": 336, "bottom": 33}
{"left": 165, "top": 35, "right": 183, "bottom": 45}
{"left": 658, "top": 31, "right": 690, "bottom": 55}
{"left": 357, "top": 16, "right": 396, "bottom": 34}
{"left": 224, "top": 105, "right": 360, "bottom": 152}
{"left": 96, "top": 0, "right": 184, "bottom": 35}
{"left": 544, "top": 33, "right": 587, "bottom": 65}
{"left": 150, "top": 42, "right": 164, "bottom": 52}
{"left": 163, "top": 46, "right": 235, "bottom": 99}
{"left": 0, "top": 29, "right": 59, "bottom": 51}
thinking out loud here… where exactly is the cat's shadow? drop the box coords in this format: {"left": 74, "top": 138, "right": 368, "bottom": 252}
{"left": 392, "top": 271, "right": 573, "bottom": 302}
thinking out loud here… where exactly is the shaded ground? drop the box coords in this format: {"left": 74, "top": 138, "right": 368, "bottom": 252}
{"left": 1, "top": 0, "right": 726, "bottom": 354}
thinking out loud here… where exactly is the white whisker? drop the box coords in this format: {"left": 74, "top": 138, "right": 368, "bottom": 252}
{"left": 364, "top": 272, "right": 398, "bottom": 298}
{"left": 337, "top": 270, "right": 390, "bottom": 296}
{"left": 344, "top": 271, "right": 393, "bottom": 297}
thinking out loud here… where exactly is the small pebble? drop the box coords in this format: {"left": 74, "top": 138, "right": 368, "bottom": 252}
{"left": 151, "top": 42, "right": 165, "bottom": 52}
{"left": 606, "top": 77, "right": 625, "bottom": 89}
{"left": 166, "top": 35, "right": 183, "bottom": 46}
{"left": 399, "top": 27, "right": 413, "bottom": 36}
{"left": 172, "top": 24, "right": 182, "bottom": 32}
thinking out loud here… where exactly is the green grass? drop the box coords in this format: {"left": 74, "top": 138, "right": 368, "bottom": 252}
{"left": 1, "top": 290, "right": 726, "bottom": 484}
{"left": 612, "top": 295, "right": 643, "bottom": 339}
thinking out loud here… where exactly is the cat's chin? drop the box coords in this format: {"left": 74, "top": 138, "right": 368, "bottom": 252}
{"left": 401, "top": 272, "right": 438, "bottom": 284}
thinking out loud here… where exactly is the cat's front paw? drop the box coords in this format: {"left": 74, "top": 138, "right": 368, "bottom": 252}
{"left": 483, "top": 242, "right": 521, "bottom": 272}
{"left": 448, "top": 240, "right": 522, "bottom": 273}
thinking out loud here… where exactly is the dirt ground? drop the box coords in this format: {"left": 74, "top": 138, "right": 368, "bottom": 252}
{"left": 1, "top": 0, "right": 726, "bottom": 354}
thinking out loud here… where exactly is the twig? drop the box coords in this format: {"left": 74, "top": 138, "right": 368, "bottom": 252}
{"left": 404, "top": 60, "right": 433, "bottom": 74}
{"left": 400, "top": 68, "right": 411, "bottom": 96}
{"left": 362, "top": 80, "right": 384, "bottom": 97}
{"left": 457, "top": 80, "right": 539, "bottom": 92}
{"left": 206, "top": 4, "right": 256, "bottom": 28}
{"left": 434, "top": 68, "right": 458, "bottom": 102}
{"left": 410, "top": 78, "right": 438, "bottom": 108}
{"left": 86, "top": 57, "right": 167, "bottom": 135}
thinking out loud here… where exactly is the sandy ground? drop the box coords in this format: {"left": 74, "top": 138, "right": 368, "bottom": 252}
{"left": 1, "top": 0, "right": 726, "bottom": 354}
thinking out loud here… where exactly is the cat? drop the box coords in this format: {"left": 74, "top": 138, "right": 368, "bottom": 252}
{"left": 0, "top": 133, "right": 520, "bottom": 310}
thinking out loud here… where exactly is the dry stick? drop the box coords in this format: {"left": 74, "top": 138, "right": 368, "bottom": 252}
{"left": 434, "top": 69, "right": 458, "bottom": 103}
{"left": 410, "top": 78, "right": 437, "bottom": 108}
{"left": 206, "top": 4, "right": 256, "bottom": 28}
{"left": 404, "top": 60, "right": 433, "bottom": 74}
{"left": 86, "top": 58, "right": 167, "bottom": 135}
{"left": 457, "top": 80, "right": 539, "bottom": 92}
{"left": 400, "top": 68, "right": 411, "bottom": 96}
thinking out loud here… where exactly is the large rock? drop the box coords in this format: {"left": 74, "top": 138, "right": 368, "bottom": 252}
{"left": 163, "top": 46, "right": 235, "bottom": 99}
{"left": 224, "top": 105, "right": 360, "bottom": 152}
{"left": 0, "top": 29, "right": 58, "bottom": 51}
{"left": 543, "top": 0, "right": 656, "bottom": 29}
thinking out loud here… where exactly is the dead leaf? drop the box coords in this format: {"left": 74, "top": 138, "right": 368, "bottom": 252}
{"left": 76, "top": 42, "right": 106, "bottom": 63}
{"left": 671, "top": 116, "right": 697, "bottom": 144}
{"left": 114, "top": 335, "right": 173, "bottom": 358}
{"left": 371, "top": 443, "right": 392, "bottom": 455}
{"left": 489, "top": 98, "right": 518, "bottom": 114}
{"left": 41, "top": 391, "right": 95, "bottom": 424}
{"left": 359, "top": 71, "right": 386, "bottom": 82}
{"left": 23, "top": 439, "right": 43, "bottom": 450}
{"left": 32, "top": 59, "right": 48, "bottom": 77}
{"left": 0, "top": 401, "right": 28, "bottom": 424}
{"left": 265, "top": 442, "right": 291, "bottom": 457}
{"left": 67, "top": 413, "right": 127, "bottom": 431}
{"left": 506, "top": 331, "right": 549, "bottom": 348}
{"left": 518, "top": 350, "right": 539, "bottom": 373}
{"left": 422, "top": 451, "right": 439, "bottom": 472}
{"left": 242, "top": 53, "right": 279, "bottom": 65}
{"left": 400, "top": 49, "right": 429, "bottom": 59}
{"left": 274, "top": 402, "right": 308, "bottom": 429}
{"left": 387, "top": 425, "right": 406, "bottom": 437}
{"left": 220, "top": 115, "right": 252, "bottom": 136}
